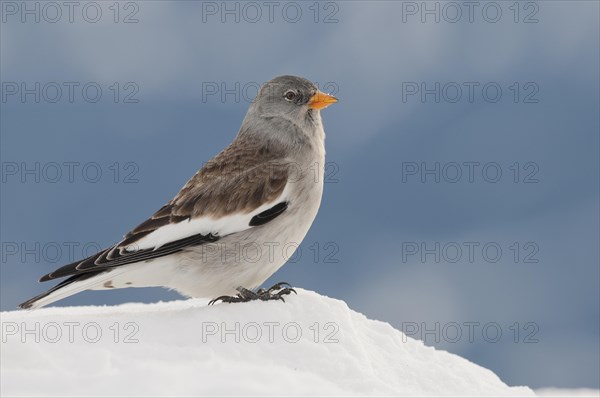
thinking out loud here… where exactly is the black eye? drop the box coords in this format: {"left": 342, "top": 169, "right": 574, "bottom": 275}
{"left": 284, "top": 90, "right": 297, "bottom": 101}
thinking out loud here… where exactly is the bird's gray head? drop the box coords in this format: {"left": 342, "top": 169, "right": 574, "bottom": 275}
{"left": 239, "top": 75, "right": 337, "bottom": 146}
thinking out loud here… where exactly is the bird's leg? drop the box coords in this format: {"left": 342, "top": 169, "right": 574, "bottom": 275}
{"left": 259, "top": 282, "right": 297, "bottom": 301}
{"left": 209, "top": 282, "right": 296, "bottom": 305}
{"left": 208, "top": 287, "right": 258, "bottom": 305}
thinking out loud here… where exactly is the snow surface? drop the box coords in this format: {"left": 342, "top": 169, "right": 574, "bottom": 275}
{"left": 1, "top": 289, "right": 535, "bottom": 397}
{"left": 535, "top": 388, "right": 600, "bottom": 397}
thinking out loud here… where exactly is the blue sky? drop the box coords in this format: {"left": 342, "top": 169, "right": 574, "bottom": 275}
{"left": 1, "top": 0, "right": 599, "bottom": 389}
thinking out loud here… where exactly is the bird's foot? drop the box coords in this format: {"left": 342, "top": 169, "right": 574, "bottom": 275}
{"left": 256, "top": 282, "right": 297, "bottom": 300}
{"left": 209, "top": 282, "right": 296, "bottom": 305}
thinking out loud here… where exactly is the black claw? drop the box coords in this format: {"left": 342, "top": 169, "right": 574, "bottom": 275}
{"left": 271, "top": 287, "right": 296, "bottom": 301}
{"left": 266, "top": 282, "right": 292, "bottom": 293}
{"left": 208, "top": 282, "right": 296, "bottom": 305}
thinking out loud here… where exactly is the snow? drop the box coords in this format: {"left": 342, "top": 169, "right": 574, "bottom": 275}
{"left": 535, "top": 388, "right": 600, "bottom": 397}
{"left": 1, "top": 289, "right": 535, "bottom": 397}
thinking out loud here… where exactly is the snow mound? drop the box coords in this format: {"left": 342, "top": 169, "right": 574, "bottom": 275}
{"left": 1, "top": 289, "right": 534, "bottom": 397}
{"left": 535, "top": 388, "right": 600, "bottom": 397}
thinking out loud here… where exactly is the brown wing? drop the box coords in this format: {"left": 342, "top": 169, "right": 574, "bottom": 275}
{"left": 39, "top": 136, "right": 291, "bottom": 282}
{"left": 122, "top": 136, "right": 289, "bottom": 247}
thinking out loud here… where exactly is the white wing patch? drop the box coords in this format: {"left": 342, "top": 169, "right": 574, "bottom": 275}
{"left": 127, "top": 183, "right": 290, "bottom": 252}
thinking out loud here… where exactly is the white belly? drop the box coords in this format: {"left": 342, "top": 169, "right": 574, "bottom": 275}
{"left": 167, "top": 161, "right": 325, "bottom": 298}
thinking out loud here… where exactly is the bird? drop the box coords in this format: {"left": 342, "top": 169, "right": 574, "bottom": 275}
{"left": 19, "top": 75, "right": 337, "bottom": 309}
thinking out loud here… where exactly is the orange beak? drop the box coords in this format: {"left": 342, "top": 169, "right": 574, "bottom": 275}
{"left": 308, "top": 90, "right": 338, "bottom": 110}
